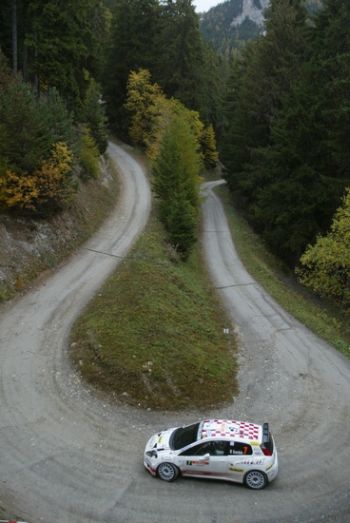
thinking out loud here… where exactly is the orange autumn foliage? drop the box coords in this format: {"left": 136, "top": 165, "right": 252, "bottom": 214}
{"left": 0, "top": 142, "right": 74, "bottom": 212}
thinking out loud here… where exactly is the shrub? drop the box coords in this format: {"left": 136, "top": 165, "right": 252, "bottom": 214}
{"left": 79, "top": 126, "right": 100, "bottom": 179}
{"left": 0, "top": 142, "right": 74, "bottom": 213}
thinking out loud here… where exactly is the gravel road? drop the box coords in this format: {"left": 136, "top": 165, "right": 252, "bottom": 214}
{"left": 0, "top": 151, "right": 349, "bottom": 523}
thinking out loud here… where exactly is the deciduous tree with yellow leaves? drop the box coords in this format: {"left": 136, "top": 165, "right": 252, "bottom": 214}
{"left": 298, "top": 187, "right": 350, "bottom": 309}
{"left": 125, "top": 68, "right": 219, "bottom": 258}
{"left": 0, "top": 141, "right": 74, "bottom": 213}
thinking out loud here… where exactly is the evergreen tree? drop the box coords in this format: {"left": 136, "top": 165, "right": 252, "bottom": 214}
{"left": 153, "top": 115, "right": 200, "bottom": 258}
{"left": 0, "top": 1, "right": 109, "bottom": 109}
{"left": 153, "top": 0, "right": 204, "bottom": 111}
{"left": 221, "top": 0, "right": 308, "bottom": 207}
{"left": 0, "top": 48, "right": 13, "bottom": 88}
{"left": 250, "top": 0, "right": 350, "bottom": 262}
{"left": 104, "top": 0, "right": 160, "bottom": 136}
{"left": 0, "top": 80, "right": 74, "bottom": 174}
{"left": 81, "top": 78, "right": 108, "bottom": 154}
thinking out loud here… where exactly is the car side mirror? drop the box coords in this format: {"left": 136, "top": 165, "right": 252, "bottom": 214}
{"left": 200, "top": 453, "right": 210, "bottom": 460}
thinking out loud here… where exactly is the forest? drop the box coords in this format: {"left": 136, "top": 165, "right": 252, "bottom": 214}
{"left": 0, "top": 0, "right": 349, "bottom": 307}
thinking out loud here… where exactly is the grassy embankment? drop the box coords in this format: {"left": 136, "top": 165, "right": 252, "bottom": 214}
{"left": 70, "top": 211, "right": 237, "bottom": 410}
{"left": 217, "top": 184, "right": 350, "bottom": 358}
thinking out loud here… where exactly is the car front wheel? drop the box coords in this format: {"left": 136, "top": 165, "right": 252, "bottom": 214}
{"left": 157, "top": 462, "right": 179, "bottom": 482}
{"left": 244, "top": 470, "right": 267, "bottom": 490}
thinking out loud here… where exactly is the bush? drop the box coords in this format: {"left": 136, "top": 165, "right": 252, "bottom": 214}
{"left": 79, "top": 126, "right": 100, "bottom": 179}
{"left": 0, "top": 142, "right": 74, "bottom": 213}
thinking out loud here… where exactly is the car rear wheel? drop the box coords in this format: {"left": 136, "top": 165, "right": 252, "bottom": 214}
{"left": 244, "top": 470, "right": 267, "bottom": 490}
{"left": 157, "top": 462, "right": 179, "bottom": 482}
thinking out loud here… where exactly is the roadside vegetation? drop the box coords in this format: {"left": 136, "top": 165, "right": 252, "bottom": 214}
{"left": 126, "top": 68, "right": 218, "bottom": 258}
{"left": 70, "top": 211, "right": 237, "bottom": 410}
{"left": 221, "top": 1, "right": 350, "bottom": 319}
{"left": 0, "top": 156, "right": 119, "bottom": 302}
{"left": 217, "top": 184, "right": 350, "bottom": 358}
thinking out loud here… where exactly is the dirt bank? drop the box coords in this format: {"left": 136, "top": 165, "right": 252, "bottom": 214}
{"left": 0, "top": 156, "right": 119, "bottom": 301}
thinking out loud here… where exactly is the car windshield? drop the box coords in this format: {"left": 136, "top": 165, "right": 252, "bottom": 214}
{"left": 170, "top": 422, "right": 200, "bottom": 450}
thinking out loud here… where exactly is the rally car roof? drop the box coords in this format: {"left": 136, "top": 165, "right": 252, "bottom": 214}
{"left": 199, "top": 419, "right": 262, "bottom": 443}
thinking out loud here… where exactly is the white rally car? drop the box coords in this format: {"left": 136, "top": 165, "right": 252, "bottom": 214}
{"left": 144, "top": 418, "right": 278, "bottom": 489}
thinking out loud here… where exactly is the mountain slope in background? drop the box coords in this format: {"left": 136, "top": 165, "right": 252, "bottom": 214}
{"left": 200, "top": 0, "right": 323, "bottom": 53}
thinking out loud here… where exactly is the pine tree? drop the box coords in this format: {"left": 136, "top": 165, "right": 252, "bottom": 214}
{"left": 22, "top": 1, "right": 109, "bottom": 108}
{"left": 153, "top": 0, "right": 204, "bottom": 111}
{"left": 221, "top": 0, "right": 308, "bottom": 209}
{"left": 81, "top": 78, "right": 108, "bottom": 154}
{"left": 153, "top": 114, "right": 200, "bottom": 258}
{"left": 104, "top": 0, "right": 160, "bottom": 136}
{"left": 250, "top": 0, "right": 350, "bottom": 263}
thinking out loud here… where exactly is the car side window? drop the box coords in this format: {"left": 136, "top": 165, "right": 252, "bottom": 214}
{"left": 180, "top": 442, "right": 212, "bottom": 456}
{"left": 212, "top": 441, "right": 230, "bottom": 456}
{"left": 180, "top": 441, "right": 230, "bottom": 456}
{"left": 229, "top": 441, "right": 253, "bottom": 455}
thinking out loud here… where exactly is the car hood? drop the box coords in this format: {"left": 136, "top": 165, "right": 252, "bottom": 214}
{"left": 145, "top": 427, "right": 176, "bottom": 452}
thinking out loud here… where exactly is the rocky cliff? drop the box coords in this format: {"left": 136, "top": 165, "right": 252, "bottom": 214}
{"left": 200, "top": 0, "right": 323, "bottom": 53}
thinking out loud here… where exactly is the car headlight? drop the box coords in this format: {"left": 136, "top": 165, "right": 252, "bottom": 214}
{"left": 146, "top": 450, "right": 158, "bottom": 458}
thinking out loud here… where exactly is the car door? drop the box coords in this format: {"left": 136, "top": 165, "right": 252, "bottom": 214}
{"left": 225, "top": 441, "right": 254, "bottom": 482}
{"left": 178, "top": 441, "right": 230, "bottom": 480}
{"left": 178, "top": 441, "right": 212, "bottom": 478}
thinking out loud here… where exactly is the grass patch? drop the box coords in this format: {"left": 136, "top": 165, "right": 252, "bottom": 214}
{"left": 70, "top": 212, "right": 237, "bottom": 410}
{"left": 217, "top": 184, "right": 350, "bottom": 358}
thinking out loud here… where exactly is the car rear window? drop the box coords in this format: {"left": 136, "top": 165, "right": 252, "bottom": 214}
{"left": 170, "top": 422, "right": 200, "bottom": 450}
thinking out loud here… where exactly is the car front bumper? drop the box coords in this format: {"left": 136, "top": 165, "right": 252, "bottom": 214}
{"left": 144, "top": 459, "right": 157, "bottom": 476}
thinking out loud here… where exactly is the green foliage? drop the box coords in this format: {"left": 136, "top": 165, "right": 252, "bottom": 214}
{"left": 0, "top": 48, "right": 12, "bottom": 88}
{"left": 298, "top": 188, "right": 350, "bottom": 309}
{"left": 125, "top": 68, "right": 211, "bottom": 165}
{"left": 153, "top": 115, "right": 201, "bottom": 258}
{"left": 0, "top": 80, "right": 74, "bottom": 175}
{"left": 0, "top": 76, "right": 78, "bottom": 215}
{"left": 79, "top": 126, "right": 100, "bottom": 179}
{"left": 81, "top": 79, "right": 108, "bottom": 154}
{"left": 153, "top": 0, "right": 205, "bottom": 111}
{"left": 221, "top": 0, "right": 350, "bottom": 264}
{"left": 0, "top": 1, "right": 110, "bottom": 112}
{"left": 201, "top": 124, "right": 219, "bottom": 169}
{"left": 104, "top": 0, "right": 161, "bottom": 136}
{"left": 125, "top": 68, "right": 209, "bottom": 258}
{"left": 104, "top": 0, "right": 223, "bottom": 136}
{"left": 24, "top": 0, "right": 110, "bottom": 109}
{"left": 70, "top": 213, "right": 237, "bottom": 410}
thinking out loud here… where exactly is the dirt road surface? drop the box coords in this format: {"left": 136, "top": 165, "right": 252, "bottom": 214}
{"left": 0, "top": 152, "right": 349, "bottom": 522}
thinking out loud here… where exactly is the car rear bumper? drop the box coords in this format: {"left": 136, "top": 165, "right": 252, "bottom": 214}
{"left": 266, "top": 450, "right": 278, "bottom": 482}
